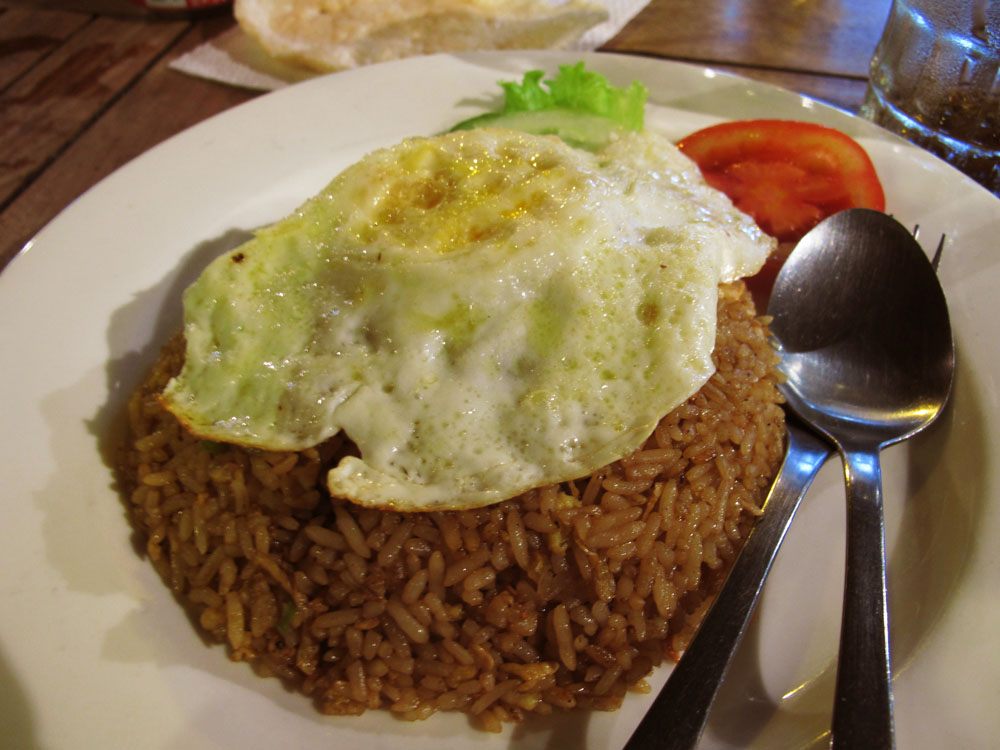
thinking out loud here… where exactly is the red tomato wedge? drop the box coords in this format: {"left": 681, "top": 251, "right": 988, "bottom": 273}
{"left": 676, "top": 119, "right": 885, "bottom": 244}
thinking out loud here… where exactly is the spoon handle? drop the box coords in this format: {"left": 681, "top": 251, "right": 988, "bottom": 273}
{"left": 623, "top": 423, "right": 832, "bottom": 750}
{"left": 832, "top": 445, "right": 895, "bottom": 750}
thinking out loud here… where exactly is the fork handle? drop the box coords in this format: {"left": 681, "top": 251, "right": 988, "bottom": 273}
{"left": 832, "top": 444, "right": 895, "bottom": 750}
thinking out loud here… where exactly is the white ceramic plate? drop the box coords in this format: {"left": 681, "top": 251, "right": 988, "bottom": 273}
{"left": 1, "top": 51, "right": 998, "bottom": 750}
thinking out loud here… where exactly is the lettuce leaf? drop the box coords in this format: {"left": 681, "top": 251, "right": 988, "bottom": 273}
{"left": 450, "top": 62, "right": 648, "bottom": 136}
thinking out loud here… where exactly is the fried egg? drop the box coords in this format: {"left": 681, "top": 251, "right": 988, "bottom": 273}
{"left": 161, "top": 127, "right": 773, "bottom": 510}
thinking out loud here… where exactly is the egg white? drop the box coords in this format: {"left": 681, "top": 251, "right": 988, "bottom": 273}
{"left": 161, "top": 127, "right": 773, "bottom": 510}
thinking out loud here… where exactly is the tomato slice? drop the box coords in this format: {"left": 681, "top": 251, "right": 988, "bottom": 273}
{"left": 676, "top": 119, "right": 885, "bottom": 244}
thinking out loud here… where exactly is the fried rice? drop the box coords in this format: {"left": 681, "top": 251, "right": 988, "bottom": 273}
{"left": 115, "top": 279, "right": 785, "bottom": 732}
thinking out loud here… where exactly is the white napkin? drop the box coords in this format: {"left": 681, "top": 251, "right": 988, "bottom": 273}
{"left": 170, "top": 1, "right": 651, "bottom": 91}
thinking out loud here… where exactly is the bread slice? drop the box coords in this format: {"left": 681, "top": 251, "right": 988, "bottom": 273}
{"left": 234, "top": 0, "right": 610, "bottom": 72}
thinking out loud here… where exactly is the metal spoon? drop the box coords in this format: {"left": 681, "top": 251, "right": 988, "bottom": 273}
{"left": 766, "top": 208, "right": 955, "bottom": 750}
{"left": 623, "top": 419, "right": 832, "bottom": 750}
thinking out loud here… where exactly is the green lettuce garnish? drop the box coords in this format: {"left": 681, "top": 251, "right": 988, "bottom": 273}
{"left": 450, "top": 62, "right": 648, "bottom": 149}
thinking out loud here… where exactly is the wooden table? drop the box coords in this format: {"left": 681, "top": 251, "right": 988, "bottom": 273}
{"left": 0, "top": 0, "right": 892, "bottom": 272}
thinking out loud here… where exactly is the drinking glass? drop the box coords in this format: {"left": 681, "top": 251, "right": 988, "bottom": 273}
{"left": 861, "top": 0, "right": 1000, "bottom": 194}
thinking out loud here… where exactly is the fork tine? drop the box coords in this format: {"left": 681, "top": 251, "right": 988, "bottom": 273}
{"left": 907, "top": 221, "right": 946, "bottom": 271}
{"left": 932, "top": 234, "right": 946, "bottom": 271}
{"left": 894, "top": 217, "right": 944, "bottom": 271}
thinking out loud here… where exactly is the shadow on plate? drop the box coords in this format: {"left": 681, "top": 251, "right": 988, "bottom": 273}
{"left": 30, "top": 229, "right": 252, "bottom": 601}
{"left": 0, "top": 641, "right": 42, "bottom": 750}
{"left": 92, "top": 227, "right": 255, "bottom": 474}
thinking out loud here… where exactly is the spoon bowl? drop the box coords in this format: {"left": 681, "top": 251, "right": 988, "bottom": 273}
{"left": 767, "top": 208, "right": 955, "bottom": 750}
{"left": 769, "top": 209, "right": 954, "bottom": 446}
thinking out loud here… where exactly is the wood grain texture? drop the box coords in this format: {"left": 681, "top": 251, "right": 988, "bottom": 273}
{"left": 605, "top": 0, "right": 892, "bottom": 79}
{"left": 1, "top": 0, "right": 150, "bottom": 16}
{"left": 0, "top": 16, "right": 254, "bottom": 269}
{"left": 0, "top": 13, "right": 188, "bottom": 209}
{"left": 0, "top": 6, "right": 90, "bottom": 90}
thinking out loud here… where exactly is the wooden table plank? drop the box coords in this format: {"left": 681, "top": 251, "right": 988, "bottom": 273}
{"left": 1, "top": 0, "right": 148, "bottom": 15}
{"left": 0, "top": 13, "right": 189, "bottom": 208}
{"left": 0, "top": 15, "right": 255, "bottom": 269}
{"left": 605, "top": 0, "right": 891, "bottom": 79}
{"left": 0, "top": 6, "right": 91, "bottom": 90}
